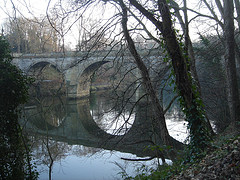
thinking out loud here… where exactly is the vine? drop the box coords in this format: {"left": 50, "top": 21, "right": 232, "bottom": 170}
{"left": 159, "top": 27, "right": 212, "bottom": 160}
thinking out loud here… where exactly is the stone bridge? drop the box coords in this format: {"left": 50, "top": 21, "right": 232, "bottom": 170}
{"left": 12, "top": 49, "right": 163, "bottom": 98}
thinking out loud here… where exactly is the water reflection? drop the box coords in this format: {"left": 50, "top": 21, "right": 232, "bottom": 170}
{"left": 75, "top": 94, "right": 135, "bottom": 140}
{"left": 90, "top": 92, "right": 135, "bottom": 135}
{"left": 21, "top": 91, "right": 187, "bottom": 179}
{"left": 94, "top": 112, "right": 135, "bottom": 135}
{"left": 24, "top": 97, "right": 66, "bottom": 131}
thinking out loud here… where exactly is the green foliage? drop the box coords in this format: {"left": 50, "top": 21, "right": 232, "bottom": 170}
{"left": 0, "top": 34, "right": 31, "bottom": 113}
{"left": 145, "top": 144, "right": 173, "bottom": 152}
{"left": 176, "top": 60, "right": 212, "bottom": 160}
{"left": 0, "top": 36, "right": 12, "bottom": 60}
{"left": 0, "top": 54, "right": 29, "bottom": 112}
{"left": 0, "top": 35, "right": 38, "bottom": 179}
{"left": 199, "top": 34, "right": 210, "bottom": 46}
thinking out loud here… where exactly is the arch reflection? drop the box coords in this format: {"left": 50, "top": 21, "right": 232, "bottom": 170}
{"left": 24, "top": 96, "right": 67, "bottom": 131}
{"left": 22, "top": 91, "right": 180, "bottom": 158}
{"left": 89, "top": 91, "right": 135, "bottom": 135}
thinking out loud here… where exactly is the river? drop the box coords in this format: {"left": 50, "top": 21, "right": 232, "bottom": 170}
{"left": 20, "top": 91, "right": 187, "bottom": 180}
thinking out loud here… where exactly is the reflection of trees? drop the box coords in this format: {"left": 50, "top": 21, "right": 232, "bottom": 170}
{"left": 23, "top": 95, "right": 68, "bottom": 179}
{"left": 29, "top": 135, "right": 70, "bottom": 180}
{"left": 72, "top": 145, "right": 101, "bottom": 157}
{"left": 32, "top": 136, "right": 70, "bottom": 164}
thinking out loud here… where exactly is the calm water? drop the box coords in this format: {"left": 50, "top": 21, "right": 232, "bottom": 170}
{"left": 21, "top": 92, "right": 187, "bottom": 180}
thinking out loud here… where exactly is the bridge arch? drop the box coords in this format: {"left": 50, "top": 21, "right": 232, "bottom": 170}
{"left": 76, "top": 61, "right": 109, "bottom": 98}
{"left": 28, "top": 61, "right": 66, "bottom": 96}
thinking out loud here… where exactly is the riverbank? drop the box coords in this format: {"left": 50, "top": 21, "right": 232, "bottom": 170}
{"left": 132, "top": 124, "right": 240, "bottom": 179}
{"left": 172, "top": 126, "right": 240, "bottom": 179}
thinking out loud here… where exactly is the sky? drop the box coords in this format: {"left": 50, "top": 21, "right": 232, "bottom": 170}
{"left": 0, "top": 0, "right": 49, "bottom": 23}
{"left": 0, "top": 0, "right": 218, "bottom": 49}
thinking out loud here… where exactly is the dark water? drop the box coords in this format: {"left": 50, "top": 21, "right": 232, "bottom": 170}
{"left": 20, "top": 92, "right": 187, "bottom": 180}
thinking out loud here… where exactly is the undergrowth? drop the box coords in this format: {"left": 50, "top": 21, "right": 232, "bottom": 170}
{"left": 120, "top": 129, "right": 239, "bottom": 180}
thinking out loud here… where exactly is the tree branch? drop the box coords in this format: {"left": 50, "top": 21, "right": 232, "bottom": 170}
{"left": 129, "top": 0, "right": 163, "bottom": 32}
{"left": 163, "top": 95, "right": 179, "bottom": 114}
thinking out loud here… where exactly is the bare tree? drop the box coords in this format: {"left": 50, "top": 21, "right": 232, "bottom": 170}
{"left": 3, "top": 17, "right": 59, "bottom": 53}
{"left": 189, "top": 0, "right": 240, "bottom": 123}
{"left": 223, "top": 0, "right": 240, "bottom": 122}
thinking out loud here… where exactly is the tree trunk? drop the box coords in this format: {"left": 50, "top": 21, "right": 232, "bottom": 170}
{"left": 157, "top": 0, "right": 212, "bottom": 149}
{"left": 170, "top": 0, "right": 202, "bottom": 95}
{"left": 119, "top": 0, "right": 172, "bottom": 146}
{"left": 223, "top": 0, "right": 240, "bottom": 122}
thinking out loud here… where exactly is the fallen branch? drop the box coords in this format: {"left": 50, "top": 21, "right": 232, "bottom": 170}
{"left": 121, "top": 156, "right": 155, "bottom": 161}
